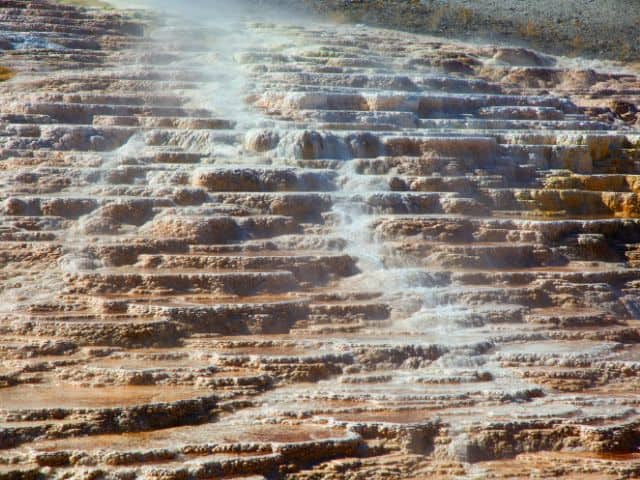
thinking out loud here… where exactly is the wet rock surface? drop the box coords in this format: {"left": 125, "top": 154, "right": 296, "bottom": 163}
{"left": 1, "top": 0, "right": 640, "bottom": 478}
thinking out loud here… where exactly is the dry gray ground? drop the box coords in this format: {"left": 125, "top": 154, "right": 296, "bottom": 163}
{"left": 435, "top": 0, "right": 639, "bottom": 56}
{"left": 285, "top": 0, "right": 640, "bottom": 63}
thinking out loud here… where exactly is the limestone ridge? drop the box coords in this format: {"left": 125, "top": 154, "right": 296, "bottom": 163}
{"left": 1, "top": 0, "right": 640, "bottom": 478}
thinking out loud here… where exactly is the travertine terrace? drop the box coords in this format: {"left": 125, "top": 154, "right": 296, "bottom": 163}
{"left": 2, "top": 1, "right": 640, "bottom": 478}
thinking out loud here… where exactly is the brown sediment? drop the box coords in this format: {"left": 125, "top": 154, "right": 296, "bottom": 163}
{"left": 0, "top": 67, "right": 15, "bottom": 82}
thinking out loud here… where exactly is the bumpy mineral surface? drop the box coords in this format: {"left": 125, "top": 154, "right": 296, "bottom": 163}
{"left": 1, "top": 1, "right": 640, "bottom": 479}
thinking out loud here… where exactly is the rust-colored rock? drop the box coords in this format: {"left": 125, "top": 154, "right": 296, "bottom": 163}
{"left": 1, "top": 1, "right": 640, "bottom": 479}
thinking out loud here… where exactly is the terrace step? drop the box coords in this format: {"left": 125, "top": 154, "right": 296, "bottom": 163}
{"left": 2, "top": 2, "right": 640, "bottom": 478}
